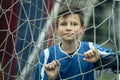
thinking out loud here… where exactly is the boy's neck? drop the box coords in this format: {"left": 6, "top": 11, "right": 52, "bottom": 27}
{"left": 61, "top": 41, "right": 79, "bottom": 54}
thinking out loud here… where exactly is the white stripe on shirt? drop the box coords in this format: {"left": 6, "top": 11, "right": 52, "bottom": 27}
{"left": 89, "top": 42, "right": 109, "bottom": 56}
{"left": 41, "top": 49, "right": 49, "bottom": 80}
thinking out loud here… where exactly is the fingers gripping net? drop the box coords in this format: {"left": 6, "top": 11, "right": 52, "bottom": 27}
{"left": 0, "top": 0, "right": 119, "bottom": 80}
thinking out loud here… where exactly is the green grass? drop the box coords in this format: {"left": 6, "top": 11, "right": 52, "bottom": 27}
{"left": 99, "top": 73, "right": 117, "bottom": 80}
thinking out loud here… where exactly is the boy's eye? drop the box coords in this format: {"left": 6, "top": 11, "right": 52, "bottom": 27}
{"left": 71, "top": 22, "right": 78, "bottom": 26}
{"left": 60, "top": 23, "right": 67, "bottom": 26}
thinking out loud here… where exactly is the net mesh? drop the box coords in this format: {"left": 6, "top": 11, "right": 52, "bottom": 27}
{"left": 0, "top": 0, "right": 119, "bottom": 80}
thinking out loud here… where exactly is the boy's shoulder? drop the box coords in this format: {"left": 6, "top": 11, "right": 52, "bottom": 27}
{"left": 81, "top": 41, "right": 100, "bottom": 47}
{"left": 42, "top": 43, "right": 59, "bottom": 54}
{"left": 81, "top": 41, "right": 93, "bottom": 47}
{"left": 47, "top": 44, "right": 59, "bottom": 50}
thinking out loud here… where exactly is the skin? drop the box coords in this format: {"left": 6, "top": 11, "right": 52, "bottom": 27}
{"left": 45, "top": 13, "right": 100, "bottom": 80}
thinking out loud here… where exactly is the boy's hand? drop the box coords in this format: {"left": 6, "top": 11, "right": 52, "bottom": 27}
{"left": 45, "top": 60, "right": 60, "bottom": 80}
{"left": 83, "top": 47, "right": 100, "bottom": 63}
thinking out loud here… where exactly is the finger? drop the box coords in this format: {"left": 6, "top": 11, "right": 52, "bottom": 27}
{"left": 50, "top": 64, "right": 55, "bottom": 70}
{"left": 83, "top": 57, "right": 90, "bottom": 62}
{"left": 45, "top": 63, "right": 54, "bottom": 70}
{"left": 88, "top": 50, "right": 94, "bottom": 57}
{"left": 90, "top": 50, "right": 94, "bottom": 56}
{"left": 92, "top": 47, "right": 100, "bottom": 59}
{"left": 51, "top": 60, "right": 58, "bottom": 69}
{"left": 45, "top": 64, "right": 50, "bottom": 70}
{"left": 84, "top": 50, "right": 94, "bottom": 58}
{"left": 45, "top": 60, "right": 60, "bottom": 70}
{"left": 52, "top": 60, "right": 56, "bottom": 66}
{"left": 50, "top": 60, "right": 57, "bottom": 69}
{"left": 84, "top": 52, "right": 88, "bottom": 57}
{"left": 92, "top": 47, "right": 98, "bottom": 55}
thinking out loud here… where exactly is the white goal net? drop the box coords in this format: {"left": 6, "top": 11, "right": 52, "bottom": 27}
{"left": 0, "top": 0, "right": 119, "bottom": 80}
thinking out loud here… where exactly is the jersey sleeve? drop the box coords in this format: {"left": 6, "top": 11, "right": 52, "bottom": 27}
{"left": 89, "top": 42, "right": 120, "bottom": 72}
{"left": 88, "top": 42, "right": 114, "bottom": 55}
{"left": 34, "top": 51, "right": 48, "bottom": 80}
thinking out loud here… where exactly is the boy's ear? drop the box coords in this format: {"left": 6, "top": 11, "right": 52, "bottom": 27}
{"left": 80, "top": 25, "right": 86, "bottom": 34}
{"left": 81, "top": 25, "right": 86, "bottom": 31}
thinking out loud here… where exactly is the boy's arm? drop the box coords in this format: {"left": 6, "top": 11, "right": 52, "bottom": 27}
{"left": 94, "top": 53, "right": 120, "bottom": 72}
{"left": 89, "top": 42, "right": 120, "bottom": 71}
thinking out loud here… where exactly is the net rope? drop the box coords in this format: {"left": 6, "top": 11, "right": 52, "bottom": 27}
{"left": 0, "top": 0, "right": 119, "bottom": 80}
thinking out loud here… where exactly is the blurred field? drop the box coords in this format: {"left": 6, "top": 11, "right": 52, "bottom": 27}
{"left": 100, "top": 73, "right": 117, "bottom": 80}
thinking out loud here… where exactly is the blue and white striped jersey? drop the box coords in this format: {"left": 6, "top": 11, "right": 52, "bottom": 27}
{"left": 34, "top": 41, "right": 117, "bottom": 80}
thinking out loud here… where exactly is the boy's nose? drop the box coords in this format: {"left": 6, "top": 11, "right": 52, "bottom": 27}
{"left": 66, "top": 26, "right": 72, "bottom": 31}
{"left": 66, "top": 24, "right": 72, "bottom": 30}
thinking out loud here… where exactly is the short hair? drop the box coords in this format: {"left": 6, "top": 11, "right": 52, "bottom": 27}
{"left": 56, "top": 5, "right": 84, "bottom": 26}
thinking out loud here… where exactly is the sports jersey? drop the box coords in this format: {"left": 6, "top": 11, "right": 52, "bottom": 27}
{"left": 34, "top": 41, "right": 116, "bottom": 80}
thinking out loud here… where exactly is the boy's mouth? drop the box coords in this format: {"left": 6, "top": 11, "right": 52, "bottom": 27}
{"left": 64, "top": 33, "right": 74, "bottom": 35}
{"left": 64, "top": 33, "right": 74, "bottom": 37}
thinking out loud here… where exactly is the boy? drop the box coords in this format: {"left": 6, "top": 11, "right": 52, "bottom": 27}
{"left": 34, "top": 5, "right": 119, "bottom": 80}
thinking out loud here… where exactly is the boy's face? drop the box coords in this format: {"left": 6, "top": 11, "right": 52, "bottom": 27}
{"left": 57, "top": 13, "right": 85, "bottom": 42}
